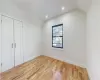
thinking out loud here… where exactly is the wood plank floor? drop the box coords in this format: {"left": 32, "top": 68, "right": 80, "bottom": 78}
{"left": 0, "top": 56, "right": 89, "bottom": 80}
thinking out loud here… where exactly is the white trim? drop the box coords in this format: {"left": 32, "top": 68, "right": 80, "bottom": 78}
{"left": 43, "top": 55, "right": 86, "bottom": 68}
{"left": 0, "top": 13, "right": 22, "bottom": 22}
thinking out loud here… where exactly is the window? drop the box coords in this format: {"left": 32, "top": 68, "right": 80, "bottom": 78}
{"left": 52, "top": 24, "right": 63, "bottom": 48}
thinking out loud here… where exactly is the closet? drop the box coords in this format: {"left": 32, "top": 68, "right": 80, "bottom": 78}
{"left": 0, "top": 15, "right": 23, "bottom": 72}
{"left": 14, "top": 20, "right": 23, "bottom": 66}
{"left": 0, "top": 15, "right": 1, "bottom": 73}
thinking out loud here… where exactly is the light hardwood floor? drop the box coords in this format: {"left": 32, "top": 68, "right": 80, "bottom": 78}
{"left": 0, "top": 56, "right": 89, "bottom": 80}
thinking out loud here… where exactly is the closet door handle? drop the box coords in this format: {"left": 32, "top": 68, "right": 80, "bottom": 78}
{"left": 15, "top": 43, "right": 16, "bottom": 48}
{"left": 12, "top": 43, "right": 13, "bottom": 48}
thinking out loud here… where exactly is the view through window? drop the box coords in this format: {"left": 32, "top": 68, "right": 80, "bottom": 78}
{"left": 52, "top": 24, "right": 63, "bottom": 48}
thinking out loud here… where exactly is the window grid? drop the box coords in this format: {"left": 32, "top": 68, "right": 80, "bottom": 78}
{"left": 52, "top": 24, "right": 63, "bottom": 48}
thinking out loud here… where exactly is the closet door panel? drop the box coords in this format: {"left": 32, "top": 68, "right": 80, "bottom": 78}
{"left": 0, "top": 15, "right": 1, "bottom": 73}
{"left": 1, "top": 16, "right": 14, "bottom": 72}
{"left": 14, "top": 20, "right": 23, "bottom": 66}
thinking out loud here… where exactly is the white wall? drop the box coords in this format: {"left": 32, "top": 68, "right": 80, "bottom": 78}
{"left": 23, "top": 22, "right": 41, "bottom": 62}
{"left": 0, "top": 0, "right": 42, "bottom": 63}
{"left": 87, "top": 4, "right": 100, "bottom": 80}
{"left": 42, "top": 10, "right": 86, "bottom": 67}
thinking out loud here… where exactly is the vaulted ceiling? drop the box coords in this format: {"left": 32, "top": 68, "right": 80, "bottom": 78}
{"left": 0, "top": 0, "right": 91, "bottom": 25}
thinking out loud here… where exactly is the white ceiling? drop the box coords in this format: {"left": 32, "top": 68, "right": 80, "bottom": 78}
{"left": 77, "top": 0, "right": 91, "bottom": 12}
{"left": 0, "top": 0, "right": 91, "bottom": 25}
{"left": 13, "top": 0, "right": 77, "bottom": 21}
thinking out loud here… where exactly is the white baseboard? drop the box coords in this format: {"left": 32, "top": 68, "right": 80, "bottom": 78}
{"left": 43, "top": 54, "right": 86, "bottom": 68}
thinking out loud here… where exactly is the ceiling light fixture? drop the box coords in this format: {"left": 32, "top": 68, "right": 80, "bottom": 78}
{"left": 45, "top": 15, "right": 48, "bottom": 19}
{"left": 62, "top": 6, "right": 65, "bottom": 11}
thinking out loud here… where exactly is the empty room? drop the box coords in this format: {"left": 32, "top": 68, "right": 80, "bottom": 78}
{"left": 0, "top": 0, "right": 100, "bottom": 80}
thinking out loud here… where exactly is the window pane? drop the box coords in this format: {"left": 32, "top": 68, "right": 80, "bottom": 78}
{"left": 53, "top": 25, "right": 63, "bottom": 36}
{"left": 52, "top": 24, "right": 63, "bottom": 48}
{"left": 53, "top": 43, "right": 63, "bottom": 48}
{"left": 53, "top": 37, "right": 62, "bottom": 44}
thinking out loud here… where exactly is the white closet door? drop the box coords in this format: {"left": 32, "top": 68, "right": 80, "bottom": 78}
{"left": 14, "top": 20, "right": 23, "bottom": 66}
{"left": 1, "top": 16, "right": 14, "bottom": 72}
{"left": 0, "top": 15, "right": 1, "bottom": 73}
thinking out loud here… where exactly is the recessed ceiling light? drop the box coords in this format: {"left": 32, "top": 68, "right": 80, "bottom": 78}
{"left": 62, "top": 6, "right": 65, "bottom": 11}
{"left": 45, "top": 15, "right": 48, "bottom": 19}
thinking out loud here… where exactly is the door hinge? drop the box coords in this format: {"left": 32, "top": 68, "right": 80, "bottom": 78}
{"left": 1, "top": 63, "right": 2, "bottom": 66}
{"left": 1, "top": 20, "right": 2, "bottom": 23}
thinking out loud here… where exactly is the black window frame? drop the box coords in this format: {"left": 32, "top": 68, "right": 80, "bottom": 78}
{"left": 52, "top": 24, "right": 63, "bottom": 48}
